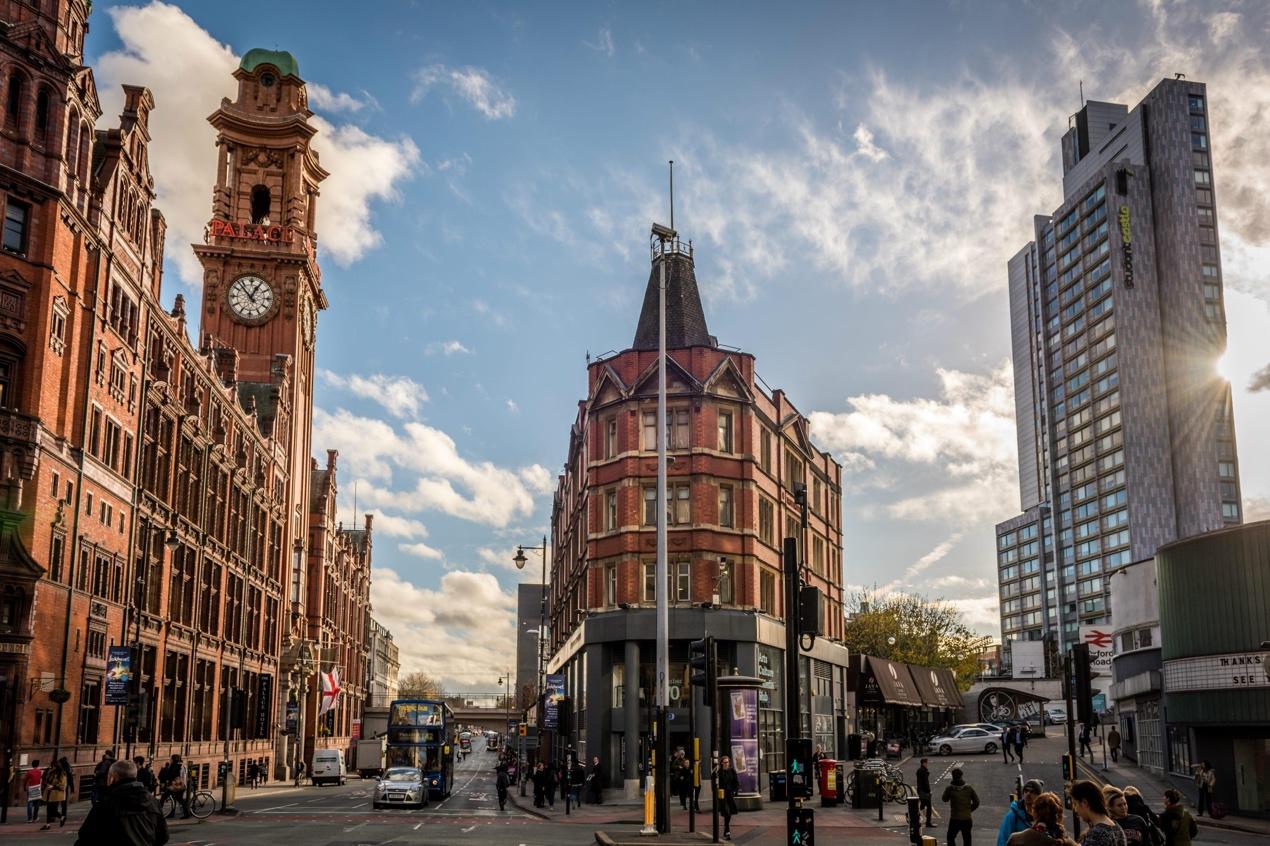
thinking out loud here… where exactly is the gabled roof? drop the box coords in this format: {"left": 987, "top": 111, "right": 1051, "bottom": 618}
{"left": 630, "top": 352, "right": 702, "bottom": 397}
{"left": 702, "top": 356, "right": 753, "bottom": 402}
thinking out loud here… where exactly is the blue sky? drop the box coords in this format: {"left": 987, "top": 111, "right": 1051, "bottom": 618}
{"left": 85, "top": 1, "right": 1270, "bottom": 688}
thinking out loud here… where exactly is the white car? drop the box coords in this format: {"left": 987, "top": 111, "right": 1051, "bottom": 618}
{"left": 927, "top": 727, "right": 1001, "bottom": 756}
{"left": 373, "top": 767, "right": 427, "bottom": 809}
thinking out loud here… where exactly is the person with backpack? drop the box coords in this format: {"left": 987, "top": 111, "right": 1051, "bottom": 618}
{"left": 1007, "top": 792, "right": 1076, "bottom": 846}
{"left": 23, "top": 759, "right": 44, "bottom": 823}
{"left": 1105, "top": 786, "right": 1152, "bottom": 846}
{"left": 40, "top": 760, "right": 69, "bottom": 830}
{"left": 998, "top": 779, "right": 1043, "bottom": 846}
{"left": 942, "top": 767, "right": 981, "bottom": 846}
{"left": 74, "top": 758, "right": 170, "bottom": 846}
{"left": 1160, "top": 789, "right": 1198, "bottom": 846}
{"left": 157, "top": 754, "right": 190, "bottom": 819}
{"left": 1124, "top": 786, "right": 1164, "bottom": 846}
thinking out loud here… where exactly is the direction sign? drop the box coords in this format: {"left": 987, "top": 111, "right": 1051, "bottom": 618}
{"left": 1080, "top": 626, "right": 1115, "bottom": 676}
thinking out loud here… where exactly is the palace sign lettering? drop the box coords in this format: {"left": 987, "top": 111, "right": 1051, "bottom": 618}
{"left": 209, "top": 218, "right": 296, "bottom": 244}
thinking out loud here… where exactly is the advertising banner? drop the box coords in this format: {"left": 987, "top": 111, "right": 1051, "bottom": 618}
{"left": 544, "top": 674, "right": 566, "bottom": 730}
{"left": 728, "top": 688, "right": 759, "bottom": 794}
{"left": 105, "top": 646, "right": 132, "bottom": 705}
{"left": 286, "top": 701, "right": 298, "bottom": 735}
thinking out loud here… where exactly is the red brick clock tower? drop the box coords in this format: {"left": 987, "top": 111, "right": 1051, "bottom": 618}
{"left": 192, "top": 48, "right": 328, "bottom": 623}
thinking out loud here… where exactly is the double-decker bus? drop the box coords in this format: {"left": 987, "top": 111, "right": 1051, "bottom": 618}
{"left": 386, "top": 699, "right": 454, "bottom": 799}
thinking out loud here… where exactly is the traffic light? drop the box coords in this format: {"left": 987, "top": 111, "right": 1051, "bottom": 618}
{"left": 1072, "top": 643, "right": 1093, "bottom": 726}
{"left": 1061, "top": 753, "right": 1074, "bottom": 781}
{"left": 689, "top": 636, "right": 716, "bottom": 708}
{"left": 798, "top": 586, "right": 824, "bottom": 638}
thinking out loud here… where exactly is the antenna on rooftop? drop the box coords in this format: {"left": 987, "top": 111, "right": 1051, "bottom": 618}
{"left": 352, "top": 481, "right": 358, "bottom": 529}
{"left": 1079, "top": 79, "right": 1084, "bottom": 107}
{"left": 669, "top": 160, "right": 674, "bottom": 231}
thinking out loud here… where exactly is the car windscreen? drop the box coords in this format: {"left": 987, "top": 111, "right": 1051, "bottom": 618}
{"left": 383, "top": 769, "right": 421, "bottom": 782}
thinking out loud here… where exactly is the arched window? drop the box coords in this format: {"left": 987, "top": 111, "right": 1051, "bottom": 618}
{"left": 77, "top": 120, "right": 90, "bottom": 183}
{"left": 0, "top": 336, "right": 25, "bottom": 409}
{"left": 35, "top": 88, "right": 49, "bottom": 140}
{"left": 65, "top": 107, "right": 80, "bottom": 176}
{"left": 6, "top": 72, "right": 25, "bottom": 127}
{"left": 250, "top": 184, "right": 271, "bottom": 225}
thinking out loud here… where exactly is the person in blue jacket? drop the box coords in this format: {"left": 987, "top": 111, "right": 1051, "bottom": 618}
{"left": 997, "top": 779, "right": 1044, "bottom": 846}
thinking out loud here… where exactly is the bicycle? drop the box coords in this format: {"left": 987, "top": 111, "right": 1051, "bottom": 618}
{"left": 160, "top": 788, "right": 217, "bottom": 820}
{"left": 846, "top": 758, "right": 908, "bottom": 802}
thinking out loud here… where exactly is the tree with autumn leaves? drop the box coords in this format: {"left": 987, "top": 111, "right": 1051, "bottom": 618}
{"left": 842, "top": 590, "right": 993, "bottom": 690}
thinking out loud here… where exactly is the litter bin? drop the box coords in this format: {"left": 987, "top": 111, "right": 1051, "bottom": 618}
{"left": 818, "top": 758, "right": 840, "bottom": 806}
{"left": 769, "top": 770, "right": 787, "bottom": 802}
{"left": 852, "top": 769, "right": 881, "bottom": 809}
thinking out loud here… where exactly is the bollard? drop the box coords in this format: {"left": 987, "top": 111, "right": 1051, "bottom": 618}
{"left": 878, "top": 780, "right": 885, "bottom": 821}
{"left": 907, "top": 794, "right": 921, "bottom": 844}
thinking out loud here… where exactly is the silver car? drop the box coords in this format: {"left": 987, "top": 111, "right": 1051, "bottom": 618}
{"left": 373, "top": 767, "right": 428, "bottom": 809}
{"left": 927, "top": 727, "right": 1000, "bottom": 756}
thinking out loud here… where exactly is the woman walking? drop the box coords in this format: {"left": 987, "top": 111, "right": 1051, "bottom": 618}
{"left": 39, "top": 760, "right": 68, "bottom": 830}
{"left": 1069, "top": 780, "right": 1126, "bottom": 846}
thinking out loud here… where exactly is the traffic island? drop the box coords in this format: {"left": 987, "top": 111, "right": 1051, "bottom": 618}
{"left": 595, "top": 832, "right": 712, "bottom": 846}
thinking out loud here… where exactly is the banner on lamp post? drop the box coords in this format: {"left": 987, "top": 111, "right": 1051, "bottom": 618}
{"left": 544, "top": 674, "right": 565, "bottom": 730}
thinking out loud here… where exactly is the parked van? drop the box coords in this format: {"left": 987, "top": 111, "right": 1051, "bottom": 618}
{"left": 312, "top": 749, "right": 346, "bottom": 786}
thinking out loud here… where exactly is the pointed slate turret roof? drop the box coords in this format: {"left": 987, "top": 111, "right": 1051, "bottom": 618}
{"left": 632, "top": 249, "right": 716, "bottom": 350}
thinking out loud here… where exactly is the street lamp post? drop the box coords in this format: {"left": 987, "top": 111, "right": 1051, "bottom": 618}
{"left": 513, "top": 540, "right": 548, "bottom": 770}
{"left": 126, "top": 523, "right": 178, "bottom": 761}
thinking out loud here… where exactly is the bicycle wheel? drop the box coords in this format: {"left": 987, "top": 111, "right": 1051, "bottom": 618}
{"left": 885, "top": 780, "right": 907, "bottom": 803}
{"left": 160, "top": 793, "right": 177, "bottom": 819}
{"left": 190, "top": 791, "right": 217, "bottom": 819}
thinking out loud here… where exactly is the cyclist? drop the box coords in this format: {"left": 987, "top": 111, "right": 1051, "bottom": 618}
{"left": 158, "top": 754, "right": 191, "bottom": 820}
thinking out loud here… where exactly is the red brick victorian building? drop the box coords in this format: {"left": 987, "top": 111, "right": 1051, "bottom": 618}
{"left": 0, "top": 2, "right": 370, "bottom": 801}
{"left": 548, "top": 237, "right": 851, "bottom": 797}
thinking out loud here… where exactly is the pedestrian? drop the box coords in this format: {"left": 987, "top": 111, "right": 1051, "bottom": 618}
{"left": 1107, "top": 727, "right": 1122, "bottom": 763}
{"left": 74, "top": 758, "right": 170, "bottom": 846}
{"left": 916, "top": 757, "right": 933, "bottom": 828}
{"left": 1069, "top": 780, "right": 1126, "bottom": 846}
{"left": 56, "top": 757, "right": 75, "bottom": 823}
{"left": 247, "top": 761, "right": 259, "bottom": 789}
{"left": 1123, "top": 786, "right": 1164, "bottom": 845}
{"left": 1079, "top": 724, "right": 1093, "bottom": 759}
{"left": 157, "top": 754, "right": 190, "bottom": 820}
{"left": 941, "top": 767, "right": 980, "bottom": 846}
{"left": 1192, "top": 761, "right": 1215, "bottom": 817}
{"left": 1007, "top": 791, "right": 1076, "bottom": 846}
{"left": 1105, "top": 786, "right": 1152, "bottom": 846}
{"left": 545, "top": 760, "right": 558, "bottom": 808}
{"left": 717, "top": 754, "right": 740, "bottom": 841}
{"left": 997, "top": 779, "right": 1044, "bottom": 846}
{"left": 1013, "top": 724, "right": 1027, "bottom": 763}
{"left": 134, "top": 757, "right": 156, "bottom": 796}
{"left": 1002, "top": 726, "right": 1015, "bottom": 763}
{"left": 23, "top": 759, "right": 44, "bottom": 823}
{"left": 588, "top": 755, "right": 604, "bottom": 804}
{"left": 531, "top": 762, "right": 546, "bottom": 808}
{"left": 570, "top": 758, "right": 586, "bottom": 806}
{"left": 677, "top": 757, "right": 694, "bottom": 810}
{"left": 40, "top": 759, "right": 68, "bottom": 830}
{"left": 811, "top": 744, "right": 825, "bottom": 793}
{"left": 495, "top": 762, "right": 510, "bottom": 811}
{"left": 92, "top": 749, "right": 116, "bottom": 804}
{"left": 295, "top": 759, "right": 306, "bottom": 786}
{"left": 1160, "top": 789, "right": 1197, "bottom": 846}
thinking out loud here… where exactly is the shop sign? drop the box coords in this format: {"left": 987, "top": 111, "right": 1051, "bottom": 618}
{"left": 1118, "top": 205, "right": 1134, "bottom": 288}
{"left": 209, "top": 218, "right": 296, "bottom": 244}
{"left": 1080, "top": 626, "right": 1115, "bottom": 676}
{"left": 256, "top": 674, "right": 273, "bottom": 739}
{"left": 1164, "top": 651, "right": 1270, "bottom": 693}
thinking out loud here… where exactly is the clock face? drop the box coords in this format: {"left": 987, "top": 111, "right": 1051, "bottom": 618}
{"left": 227, "top": 275, "right": 276, "bottom": 322}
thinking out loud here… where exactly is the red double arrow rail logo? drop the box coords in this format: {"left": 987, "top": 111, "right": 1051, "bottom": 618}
{"left": 1083, "top": 629, "right": 1113, "bottom": 649}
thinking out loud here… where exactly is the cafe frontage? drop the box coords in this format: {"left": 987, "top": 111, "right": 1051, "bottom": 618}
{"left": 848, "top": 655, "right": 964, "bottom": 750}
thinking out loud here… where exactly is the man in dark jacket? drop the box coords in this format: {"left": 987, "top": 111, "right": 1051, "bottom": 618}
{"left": 587, "top": 756, "right": 604, "bottom": 804}
{"left": 91, "top": 750, "right": 116, "bottom": 804}
{"left": 133, "top": 758, "right": 156, "bottom": 795}
{"left": 916, "top": 758, "right": 933, "bottom": 827}
{"left": 941, "top": 767, "right": 980, "bottom": 846}
{"left": 717, "top": 755, "right": 740, "bottom": 841}
{"left": 495, "top": 762, "right": 510, "bottom": 811}
{"left": 75, "top": 759, "right": 169, "bottom": 846}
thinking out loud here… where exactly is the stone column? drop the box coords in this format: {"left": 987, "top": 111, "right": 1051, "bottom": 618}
{"left": 624, "top": 639, "right": 640, "bottom": 799}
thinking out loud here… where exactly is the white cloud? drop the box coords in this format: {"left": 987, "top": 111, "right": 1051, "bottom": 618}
{"left": 946, "top": 596, "right": 1003, "bottom": 637}
{"left": 370, "top": 568, "right": 516, "bottom": 688}
{"left": 411, "top": 64, "right": 516, "bottom": 119}
{"left": 319, "top": 370, "right": 429, "bottom": 419}
{"left": 810, "top": 361, "right": 1018, "bottom": 523}
{"left": 313, "top": 408, "right": 549, "bottom": 527}
{"left": 307, "top": 82, "right": 371, "bottom": 113}
{"left": 426, "top": 340, "right": 472, "bottom": 356}
{"left": 852, "top": 124, "right": 887, "bottom": 162}
{"left": 505, "top": 399, "right": 520, "bottom": 414}
{"left": 879, "top": 532, "right": 964, "bottom": 594}
{"left": 95, "top": 2, "right": 419, "bottom": 289}
{"left": 400, "top": 541, "right": 444, "bottom": 560}
{"left": 585, "top": 27, "right": 616, "bottom": 58}
{"left": 366, "top": 512, "right": 430, "bottom": 540}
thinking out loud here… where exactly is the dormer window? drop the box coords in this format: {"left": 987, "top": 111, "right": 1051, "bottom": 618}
{"left": 250, "top": 184, "right": 271, "bottom": 225}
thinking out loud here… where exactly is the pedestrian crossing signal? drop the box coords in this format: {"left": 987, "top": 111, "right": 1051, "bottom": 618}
{"left": 519, "top": 723, "right": 527, "bottom": 737}
{"left": 1062, "top": 753, "right": 1074, "bottom": 781}
{"left": 788, "top": 807, "right": 815, "bottom": 846}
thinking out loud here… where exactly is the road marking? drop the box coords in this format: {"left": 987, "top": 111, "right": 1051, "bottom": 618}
{"left": 461, "top": 825, "right": 476, "bottom": 833}
{"left": 257, "top": 801, "right": 301, "bottom": 812}
{"left": 352, "top": 801, "right": 367, "bottom": 808}
{"left": 414, "top": 822, "right": 423, "bottom": 830}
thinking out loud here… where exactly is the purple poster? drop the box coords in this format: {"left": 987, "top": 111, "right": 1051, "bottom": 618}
{"left": 728, "top": 688, "right": 759, "bottom": 794}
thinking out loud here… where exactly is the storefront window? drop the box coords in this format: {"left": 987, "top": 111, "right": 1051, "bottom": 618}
{"left": 1167, "top": 724, "right": 1192, "bottom": 776}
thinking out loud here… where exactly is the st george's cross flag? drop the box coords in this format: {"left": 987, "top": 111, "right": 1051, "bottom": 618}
{"left": 318, "top": 668, "right": 341, "bottom": 716}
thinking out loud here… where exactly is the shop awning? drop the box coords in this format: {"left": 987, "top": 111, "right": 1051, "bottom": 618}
{"left": 910, "top": 665, "right": 964, "bottom": 709}
{"left": 864, "top": 656, "right": 923, "bottom": 707}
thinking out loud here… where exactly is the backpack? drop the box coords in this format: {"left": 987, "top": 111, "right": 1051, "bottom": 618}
{"left": 1186, "top": 810, "right": 1199, "bottom": 838}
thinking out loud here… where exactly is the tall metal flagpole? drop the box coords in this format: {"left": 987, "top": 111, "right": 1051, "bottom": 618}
{"left": 652, "top": 210, "right": 675, "bottom": 834}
